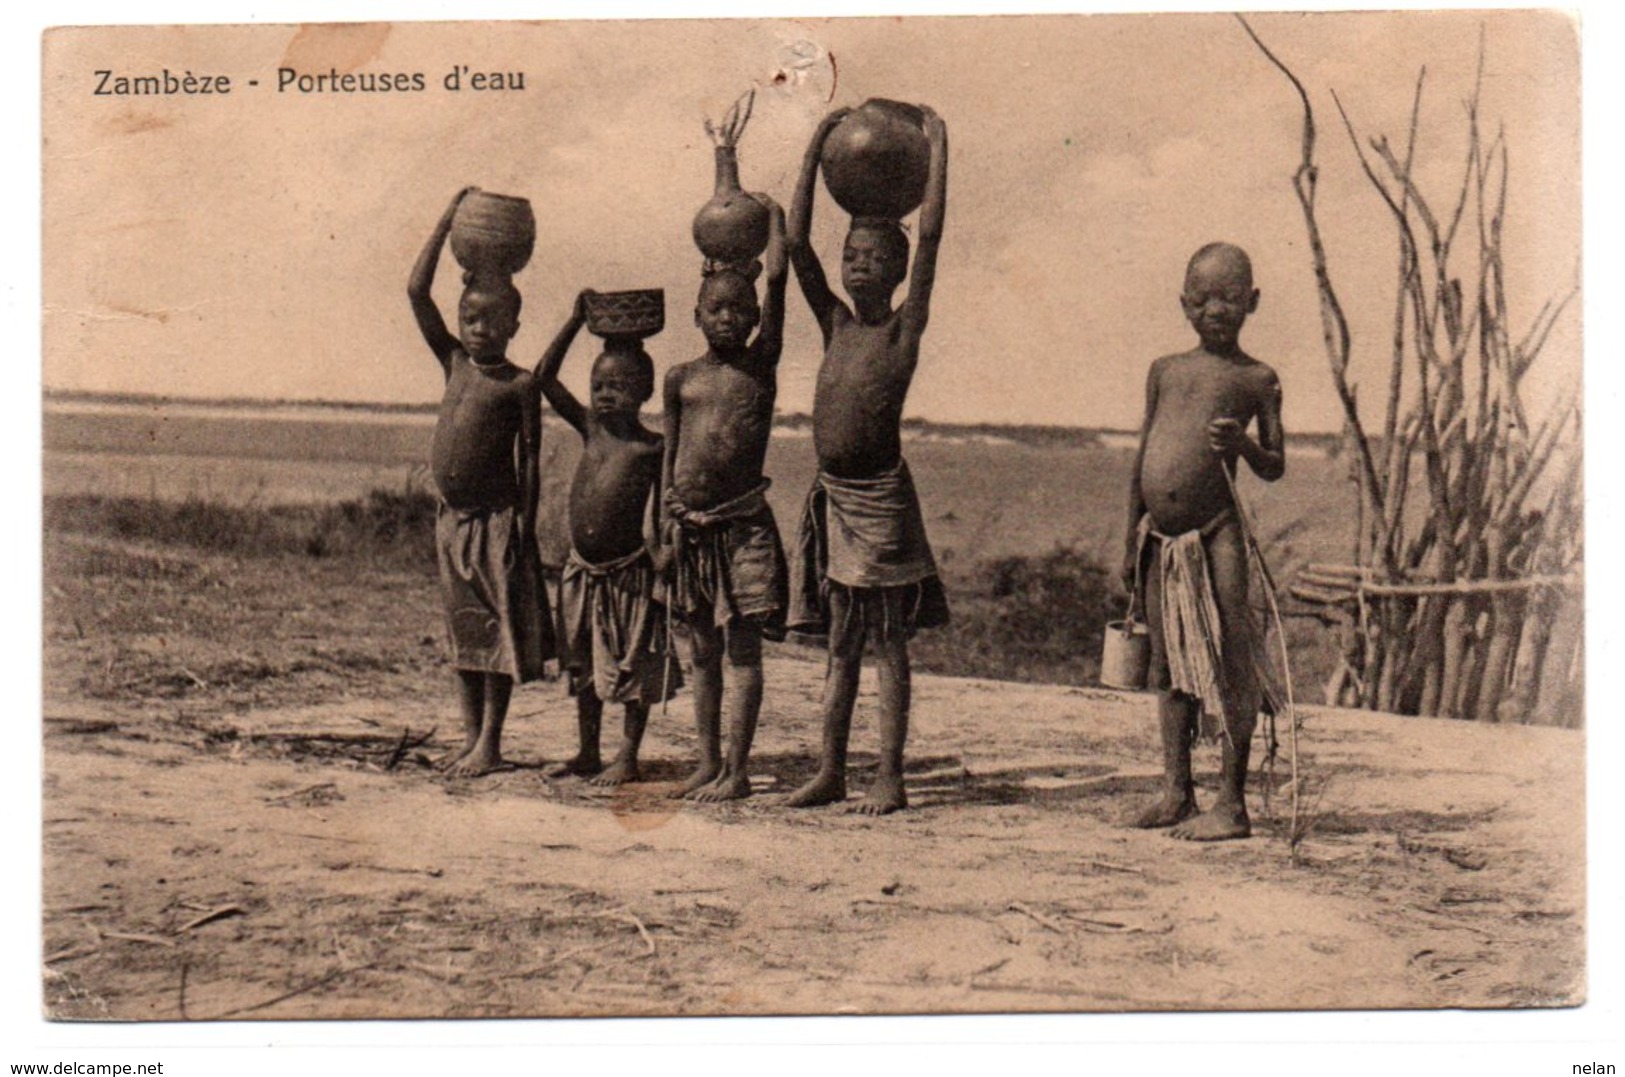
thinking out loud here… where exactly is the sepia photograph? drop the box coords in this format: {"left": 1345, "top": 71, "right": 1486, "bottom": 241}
{"left": 26, "top": 1, "right": 1604, "bottom": 1060}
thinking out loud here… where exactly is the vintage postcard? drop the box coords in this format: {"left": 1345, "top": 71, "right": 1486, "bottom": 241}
{"left": 39, "top": 10, "right": 1583, "bottom": 1024}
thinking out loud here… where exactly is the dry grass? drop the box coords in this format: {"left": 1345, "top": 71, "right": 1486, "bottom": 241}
{"left": 45, "top": 487, "right": 439, "bottom": 568}
{"left": 45, "top": 485, "right": 1347, "bottom": 694}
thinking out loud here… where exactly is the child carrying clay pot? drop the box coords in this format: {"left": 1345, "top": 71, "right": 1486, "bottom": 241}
{"left": 407, "top": 187, "right": 554, "bottom": 778}
{"left": 659, "top": 194, "right": 790, "bottom": 803}
{"left": 783, "top": 104, "right": 950, "bottom": 816}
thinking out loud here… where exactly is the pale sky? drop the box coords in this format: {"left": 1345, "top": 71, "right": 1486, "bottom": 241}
{"left": 42, "top": 11, "right": 1580, "bottom": 432}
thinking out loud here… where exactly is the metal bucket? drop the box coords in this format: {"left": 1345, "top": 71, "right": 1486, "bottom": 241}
{"left": 1100, "top": 618, "right": 1150, "bottom": 690}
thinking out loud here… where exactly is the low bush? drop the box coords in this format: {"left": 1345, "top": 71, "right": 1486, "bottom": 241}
{"left": 913, "top": 546, "right": 1117, "bottom": 686}
{"left": 46, "top": 490, "right": 1338, "bottom": 696}
{"left": 45, "top": 487, "right": 440, "bottom": 570}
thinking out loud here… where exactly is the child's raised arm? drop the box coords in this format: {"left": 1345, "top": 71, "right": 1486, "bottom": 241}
{"left": 407, "top": 187, "right": 474, "bottom": 370}
{"left": 751, "top": 197, "right": 788, "bottom": 365}
{"left": 535, "top": 289, "right": 593, "bottom": 437}
{"left": 901, "top": 108, "right": 947, "bottom": 338}
{"left": 788, "top": 108, "right": 851, "bottom": 339}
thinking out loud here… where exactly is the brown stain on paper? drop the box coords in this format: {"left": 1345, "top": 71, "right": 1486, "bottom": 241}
{"left": 101, "top": 110, "right": 172, "bottom": 136}
{"left": 101, "top": 302, "right": 171, "bottom": 325}
{"left": 279, "top": 23, "right": 392, "bottom": 74}
{"left": 609, "top": 788, "right": 678, "bottom": 833}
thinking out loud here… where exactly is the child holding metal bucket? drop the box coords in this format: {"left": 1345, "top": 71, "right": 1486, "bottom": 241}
{"left": 1120, "top": 242, "right": 1285, "bottom": 841}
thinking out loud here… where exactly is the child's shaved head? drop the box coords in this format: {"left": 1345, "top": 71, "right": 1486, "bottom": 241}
{"left": 848, "top": 218, "right": 910, "bottom": 264}
{"left": 840, "top": 219, "right": 911, "bottom": 310}
{"left": 1181, "top": 242, "right": 1259, "bottom": 354}
{"left": 456, "top": 272, "right": 523, "bottom": 361}
{"left": 461, "top": 271, "right": 523, "bottom": 320}
{"left": 1184, "top": 243, "right": 1254, "bottom": 294}
{"left": 696, "top": 262, "right": 761, "bottom": 307}
{"left": 592, "top": 345, "right": 656, "bottom": 405}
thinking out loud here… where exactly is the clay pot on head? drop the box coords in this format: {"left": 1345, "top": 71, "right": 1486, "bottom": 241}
{"left": 450, "top": 191, "right": 536, "bottom": 277}
{"left": 692, "top": 146, "right": 770, "bottom": 265}
{"left": 820, "top": 99, "right": 931, "bottom": 221}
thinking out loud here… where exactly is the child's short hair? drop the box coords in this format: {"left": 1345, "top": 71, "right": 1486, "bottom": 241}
{"left": 596, "top": 344, "right": 656, "bottom": 403}
{"left": 461, "top": 270, "right": 523, "bottom": 319}
{"left": 847, "top": 217, "right": 911, "bottom": 277}
{"left": 697, "top": 259, "right": 763, "bottom": 303}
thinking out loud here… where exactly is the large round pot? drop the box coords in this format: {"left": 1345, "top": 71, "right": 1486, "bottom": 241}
{"left": 692, "top": 146, "right": 770, "bottom": 265}
{"left": 449, "top": 191, "right": 536, "bottom": 277}
{"left": 819, "top": 99, "right": 930, "bottom": 220}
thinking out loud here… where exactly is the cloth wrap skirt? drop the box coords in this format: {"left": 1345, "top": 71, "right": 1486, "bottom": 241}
{"left": 557, "top": 546, "right": 680, "bottom": 705}
{"left": 1134, "top": 508, "right": 1279, "bottom": 741}
{"left": 788, "top": 459, "right": 950, "bottom": 644}
{"left": 663, "top": 481, "right": 788, "bottom": 641}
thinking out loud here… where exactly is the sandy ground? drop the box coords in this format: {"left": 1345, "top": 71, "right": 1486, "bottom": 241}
{"left": 41, "top": 533, "right": 1584, "bottom": 1019}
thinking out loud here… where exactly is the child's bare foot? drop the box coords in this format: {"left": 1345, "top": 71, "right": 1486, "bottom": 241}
{"left": 668, "top": 763, "right": 721, "bottom": 799}
{"left": 588, "top": 759, "right": 640, "bottom": 787}
{"left": 1170, "top": 802, "right": 1250, "bottom": 841}
{"left": 443, "top": 744, "right": 504, "bottom": 778}
{"left": 688, "top": 771, "right": 751, "bottom": 802}
{"left": 849, "top": 776, "right": 906, "bottom": 816}
{"left": 544, "top": 753, "right": 602, "bottom": 779}
{"left": 1127, "top": 790, "right": 1199, "bottom": 829}
{"left": 784, "top": 769, "right": 847, "bottom": 808}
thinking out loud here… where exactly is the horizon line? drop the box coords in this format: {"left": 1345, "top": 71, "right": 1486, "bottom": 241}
{"left": 41, "top": 387, "right": 1351, "bottom": 441}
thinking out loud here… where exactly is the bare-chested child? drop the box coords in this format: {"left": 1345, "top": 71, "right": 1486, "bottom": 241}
{"left": 534, "top": 289, "right": 673, "bottom": 785}
{"left": 408, "top": 187, "right": 554, "bottom": 778}
{"left": 783, "top": 105, "right": 951, "bottom": 816}
{"left": 660, "top": 195, "right": 789, "bottom": 802}
{"left": 1123, "top": 242, "right": 1285, "bottom": 841}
